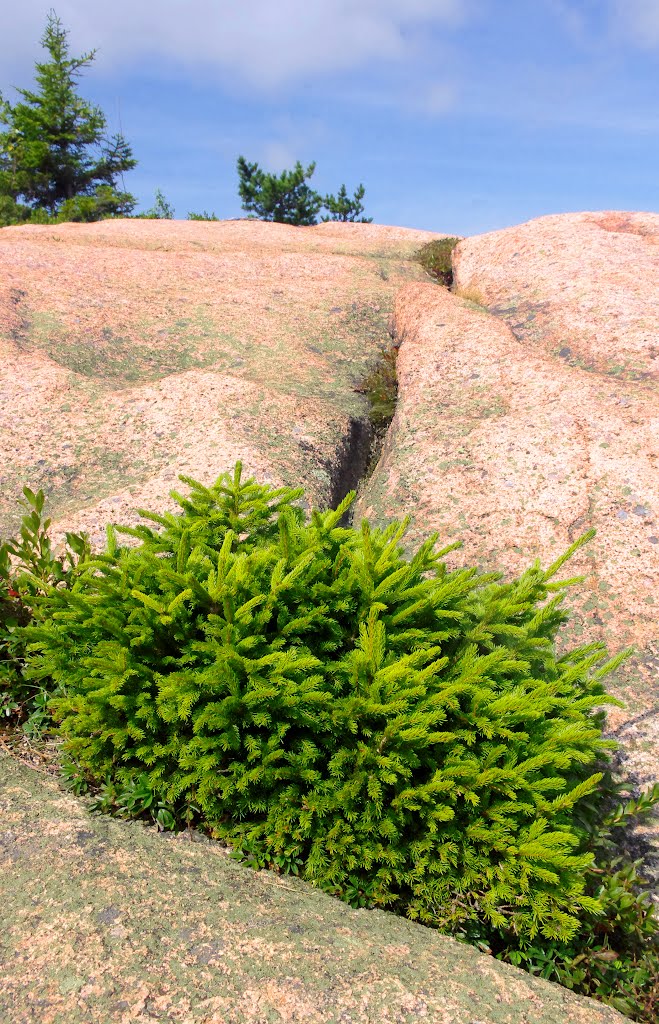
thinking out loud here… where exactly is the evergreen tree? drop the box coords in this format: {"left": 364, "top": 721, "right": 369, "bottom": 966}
{"left": 236, "top": 156, "right": 323, "bottom": 225}
{"left": 0, "top": 9, "right": 137, "bottom": 225}
{"left": 322, "top": 183, "right": 372, "bottom": 222}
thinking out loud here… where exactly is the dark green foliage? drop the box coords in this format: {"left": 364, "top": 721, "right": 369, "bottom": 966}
{"left": 322, "top": 183, "right": 373, "bottom": 223}
{"left": 0, "top": 194, "right": 51, "bottom": 227}
{"left": 0, "top": 10, "right": 137, "bottom": 225}
{"left": 0, "top": 184, "right": 135, "bottom": 228}
{"left": 236, "top": 157, "right": 372, "bottom": 226}
{"left": 415, "top": 237, "right": 461, "bottom": 286}
{"left": 0, "top": 487, "right": 90, "bottom": 730}
{"left": 359, "top": 346, "right": 398, "bottom": 429}
{"left": 55, "top": 183, "right": 136, "bottom": 222}
{"left": 237, "top": 156, "right": 322, "bottom": 226}
{"left": 187, "top": 210, "right": 219, "bottom": 221}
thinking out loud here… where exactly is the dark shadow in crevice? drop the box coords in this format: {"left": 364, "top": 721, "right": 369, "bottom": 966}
{"left": 327, "top": 415, "right": 373, "bottom": 518}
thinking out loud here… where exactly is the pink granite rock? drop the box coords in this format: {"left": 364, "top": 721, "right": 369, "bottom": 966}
{"left": 0, "top": 219, "right": 436, "bottom": 547}
{"left": 453, "top": 210, "right": 659, "bottom": 382}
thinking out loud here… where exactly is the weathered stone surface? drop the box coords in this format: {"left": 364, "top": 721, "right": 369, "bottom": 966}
{"left": 452, "top": 210, "right": 659, "bottom": 382}
{"left": 0, "top": 751, "right": 626, "bottom": 1024}
{"left": 0, "top": 219, "right": 435, "bottom": 547}
{"left": 449, "top": 211, "right": 659, "bottom": 802}
{"left": 448, "top": 211, "right": 659, "bottom": 814}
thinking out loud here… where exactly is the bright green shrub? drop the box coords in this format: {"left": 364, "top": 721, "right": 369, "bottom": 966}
{"left": 0, "top": 487, "right": 90, "bottom": 729}
{"left": 134, "top": 188, "right": 174, "bottom": 219}
{"left": 17, "top": 465, "right": 659, "bottom": 1016}
{"left": 24, "top": 463, "right": 639, "bottom": 942}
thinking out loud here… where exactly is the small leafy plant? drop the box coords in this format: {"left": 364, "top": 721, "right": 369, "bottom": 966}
{"left": 87, "top": 773, "right": 186, "bottom": 832}
{"left": 187, "top": 210, "right": 219, "bottom": 221}
{"left": 355, "top": 345, "right": 399, "bottom": 474}
{"left": 358, "top": 346, "right": 398, "bottom": 429}
{"left": 415, "top": 237, "right": 461, "bottom": 286}
{"left": 136, "top": 188, "right": 175, "bottom": 219}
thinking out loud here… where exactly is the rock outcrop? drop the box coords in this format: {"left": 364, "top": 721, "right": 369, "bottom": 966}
{"left": 453, "top": 211, "right": 658, "bottom": 383}
{"left": 0, "top": 219, "right": 435, "bottom": 546}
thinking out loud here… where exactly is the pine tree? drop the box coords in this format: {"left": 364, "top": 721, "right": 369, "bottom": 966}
{"left": 322, "top": 183, "right": 372, "bottom": 222}
{"left": 0, "top": 9, "right": 137, "bottom": 225}
{"left": 236, "top": 156, "right": 323, "bottom": 225}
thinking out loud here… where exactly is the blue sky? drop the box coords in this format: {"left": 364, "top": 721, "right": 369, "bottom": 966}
{"left": 2, "top": 1, "right": 658, "bottom": 234}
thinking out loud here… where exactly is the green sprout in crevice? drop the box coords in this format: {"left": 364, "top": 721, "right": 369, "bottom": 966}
{"left": 414, "top": 236, "right": 461, "bottom": 287}
{"left": 355, "top": 344, "right": 399, "bottom": 477}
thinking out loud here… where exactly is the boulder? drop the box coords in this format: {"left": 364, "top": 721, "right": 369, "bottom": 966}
{"left": 453, "top": 210, "right": 658, "bottom": 382}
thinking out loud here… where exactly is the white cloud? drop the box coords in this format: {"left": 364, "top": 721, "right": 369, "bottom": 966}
{"left": 417, "top": 80, "right": 457, "bottom": 116}
{"left": 1, "top": 0, "right": 469, "bottom": 91}
{"left": 261, "top": 141, "right": 299, "bottom": 172}
{"left": 544, "top": 0, "right": 591, "bottom": 39}
{"left": 543, "top": 0, "right": 659, "bottom": 51}
{"left": 259, "top": 114, "right": 328, "bottom": 171}
{"left": 612, "top": 0, "right": 659, "bottom": 47}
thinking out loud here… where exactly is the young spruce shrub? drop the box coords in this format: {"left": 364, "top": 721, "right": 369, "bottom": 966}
{"left": 22, "top": 464, "right": 658, "bottom": 1016}
{"left": 0, "top": 487, "right": 89, "bottom": 730}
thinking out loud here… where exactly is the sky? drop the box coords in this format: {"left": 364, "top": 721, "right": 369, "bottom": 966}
{"left": 1, "top": 0, "right": 658, "bottom": 235}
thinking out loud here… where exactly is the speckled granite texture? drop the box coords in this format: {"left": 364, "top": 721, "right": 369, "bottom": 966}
{"left": 0, "top": 218, "right": 437, "bottom": 546}
{"left": 0, "top": 752, "right": 627, "bottom": 1024}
